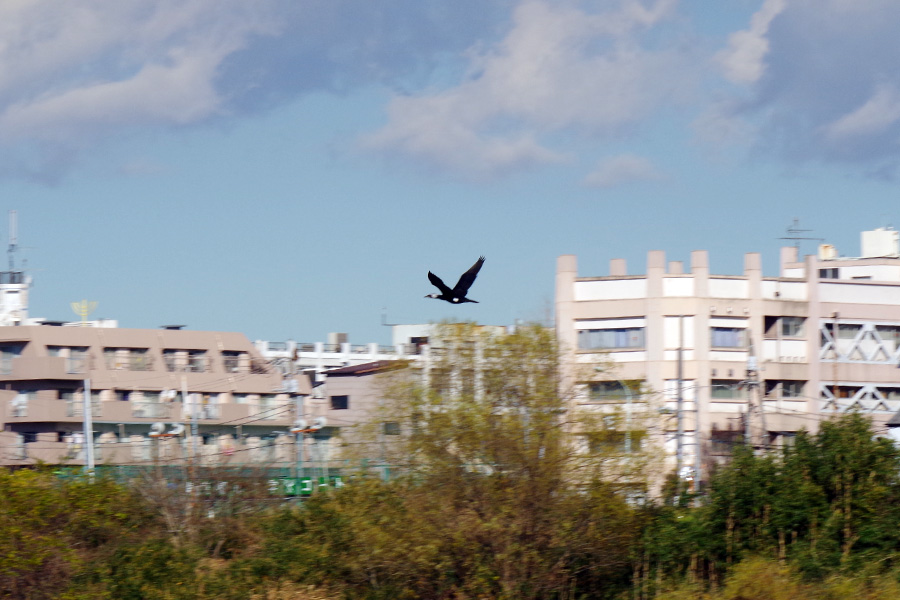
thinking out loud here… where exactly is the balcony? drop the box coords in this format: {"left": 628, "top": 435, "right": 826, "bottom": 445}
{"left": 65, "top": 400, "right": 103, "bottom": 418}
{"left": 131, "top": 402, "right": 171, "bottom": 419}
{"left": 223, "top": 356, "right": 241, "bottom": 373}
{"left": 183, "top": 404, "right": 220, "bottom": 420}
{"left": 185, "top": 356, "right": 208, "bottom": 373}
{"left": 0, "top": 356, "right": 91, "bottom": 380}
{"left": 105, "top": 355, "right": 154, "bottom": 372}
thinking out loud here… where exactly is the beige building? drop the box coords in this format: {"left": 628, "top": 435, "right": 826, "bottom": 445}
{"left": 0, "top": 324, "right": 311, "bottom": 468}
{"left": 556, "top": 228, "right": 900, "bottom": 482}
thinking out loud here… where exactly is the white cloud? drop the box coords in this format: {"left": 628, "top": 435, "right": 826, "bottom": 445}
{"left": 0, "top": 0, "right": 510, "bottom": 182}
{"left": 0, "top": 1, "right": 282, "bottom": 180}
{"left": 715, "top": 0, "right": 785, "bottom": 84}
{"left": 706, "top": 0, "right": 900, "bottom": 175}
{"left": 824, "top": 84, "right": 900, "bottom": 141}
{"left": 362, "top": 0, "right": 689, "bottom": 180}
{"left": 583, "top": 154, "right": 663, "bottom": 188}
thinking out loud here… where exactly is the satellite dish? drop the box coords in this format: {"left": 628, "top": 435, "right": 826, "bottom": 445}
{"left": 290, "top": 418, "right": 308, "bottom": 433}
{"left": 311, "top": 417, "right": 327, "bottom": 430}
{"left": 149, "top": 422, "right": 165, "bottom": 437}
{"left": 168, "top": 423, "right": 185, "bottom": 436}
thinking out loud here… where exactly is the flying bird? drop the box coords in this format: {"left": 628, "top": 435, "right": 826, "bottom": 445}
{"left": 426, "top": 256, "right": 485, "bottom": 304}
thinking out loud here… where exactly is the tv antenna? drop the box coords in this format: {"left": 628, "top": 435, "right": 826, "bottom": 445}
{"left": 71, "top": 300, "right": 98, "bottom": 326}
{"left": 7, "top": 210, "right": 17, "bottom": 271}
{"left": 779, "top": 218, "right": 823, "bottom": 253}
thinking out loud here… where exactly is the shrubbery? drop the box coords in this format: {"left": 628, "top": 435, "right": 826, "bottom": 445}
{"left": 3, "top": 325, "right": 900, "bottom": 598}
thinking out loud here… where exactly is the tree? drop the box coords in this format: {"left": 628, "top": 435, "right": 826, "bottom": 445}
{"left": 318, "top": 322, "right": 650, "bottom": 599}
{"left": 642, "top": 412, "right": 900, "bottom": 590}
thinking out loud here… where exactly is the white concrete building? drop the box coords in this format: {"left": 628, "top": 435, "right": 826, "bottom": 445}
{"left": 556, "top": 228, "right": 900, "bottom": 482}
{"left": 255, "top": 323, "right": 509, "bottom": 382}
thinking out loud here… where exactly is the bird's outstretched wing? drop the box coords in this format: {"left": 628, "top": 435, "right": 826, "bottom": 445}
{"left": 452, "top": 256, "right": 485, "bottom": 295}
{"left": 428, "top": 271, "right": 453, "bottom": 296}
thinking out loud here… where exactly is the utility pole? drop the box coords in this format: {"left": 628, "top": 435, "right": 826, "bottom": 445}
{"left": 183, "top": 376, "right": 196, "bottom": 460}
{"left": 743, "top": 333, "right": 762, "bottom": 449}
{"left": 83, "top": 378, "right": 95, "bottom": 474}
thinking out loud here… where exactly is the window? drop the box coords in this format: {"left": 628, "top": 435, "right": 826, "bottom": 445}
{"left": 819, "top": 268, "right": 839, "bottom": 279}
{"left": 104, "top": 348, "right": 152, "bottom": 371}
{"left": 710, "top": 327, "right": 746, "bottom": 348}
{"left": 876, "top": 325, "right": 900, "bottom": 344}
{"left": 130, "top": 349, "right": 152, "bottom": 371}
{"left": 878, "top": 387, "right": 900, "bottom": 400}
{"left": 578, "top": 328, "right": 645, "bottom": 350}
{"left": 330, "top": 395, "right": 349, "bottom": 410}
{"left": 832, "top": 385, "right": 861, "bottom": 399}
{"left": 222, "top": 351, "right": 241, "bottom": 373}
{"left": 584, "top": 430, "right": 645, "bottom": 453}
{"left": 709, "top": 430, "right": 742, "bottom": 456}
{"left": 186, "top": 350, "right": 207, "bottom": 373}
{"left": 822, "top": 323, "right": 861, "bottom": 345}
{"left": 163, "top": 349, "right": 179, "bottom": 372}
{"left": 588, "top": 380, "right": 643, "bottom": 402}
{"left": 782, "top": 381, "right": 804, "bottom": 398}
{"left": 711, "top": 380, "right": 742, "bottom": 399}
{"left": 765, "top": 380, "right": 805, "bottom": 398}
{"left": 781, "top": 317, "right": 805, "bottom": 338}
{"left": 383, "top": 422, "right": 401, "bottom": 435}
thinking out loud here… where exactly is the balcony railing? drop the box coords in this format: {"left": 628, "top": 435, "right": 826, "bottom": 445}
{"left": 131, "top": 402, "right": 171, "bottom": 419}
{"left": 66, "top": 400, "right": 102, "bottom": 418}
{"left": 185, "top": 357, "right": 208, "bottom": 373}
{"left": 105, "top": 355, "right": 154, "bottom": 371}
{"left": 66, "top": 356, "right": 90, "bottom": 374}
{"left": 183, "top": 405, "right": 220, "bottom": 420}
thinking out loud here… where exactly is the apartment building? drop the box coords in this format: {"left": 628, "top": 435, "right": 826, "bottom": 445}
{"left": 0, "top": 324, "right": 311, "bottom": 467}
{"left": 556, "top": 228, "right": 900, "bottom": 481}
{"left": 255, "top": 323, "right": 508, "bottom": 381}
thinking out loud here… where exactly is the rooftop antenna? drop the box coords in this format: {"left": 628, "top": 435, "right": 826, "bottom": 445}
{"left": 779, "top": 218, "right": 823, "bottom": 255}
{"left": 7, "top": 210, "right": 17, "bottom": 271}
{"left": 71, "top": 300, "right": 97, "bottom": 326}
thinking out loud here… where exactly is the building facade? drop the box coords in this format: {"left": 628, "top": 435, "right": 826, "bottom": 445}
{"left": 556, "top": 228, "right": 900, "bottom": 481}
{"left": 0, "top": 325, "right": 311, "bottom": 468}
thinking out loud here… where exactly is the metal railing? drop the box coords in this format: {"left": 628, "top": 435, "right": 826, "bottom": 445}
{"left": 105, "top": 355, "right": 154, "bottom": 371}
{"left": 185, "top": 357, "right": 208, "bottom": 373}
{"left": 131, "top": 402, "right": 171, "bottom": 418}
{"left": 66, "top": 400, "right": 102, "bottom": 418}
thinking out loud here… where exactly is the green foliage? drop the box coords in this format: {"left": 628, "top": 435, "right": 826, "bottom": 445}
{"left": 0, "top": 469, "right": 157, "bottom": 599}
{"left": 5, "top": 331, "right": 900, "bottom": 600}
{"left": 300, "top": 323, "right": 646, "bottom": 599}
{"left": 101, "top": 539, "right": 199, "bottom": 600}
{"left": 642, "top": 412, "right": 900, "bottom": 594}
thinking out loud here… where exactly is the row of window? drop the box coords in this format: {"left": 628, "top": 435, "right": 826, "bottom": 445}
{"left": 578, "top": 317, "right": 806, "bottom": 351}
{"left": 43, "top": 345, "right": 254, "bottom": 373}
{"left": 587, "top": 379, "right": 806, "bottom": 401}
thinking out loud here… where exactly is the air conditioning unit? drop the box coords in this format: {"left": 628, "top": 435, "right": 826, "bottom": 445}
{"left": 9, "top": 395, "right": 27, "bottom": 417}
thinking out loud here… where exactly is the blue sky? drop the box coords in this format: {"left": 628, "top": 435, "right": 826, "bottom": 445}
{"left": 6, "top": 0, "right": 900, "bottom": 344}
